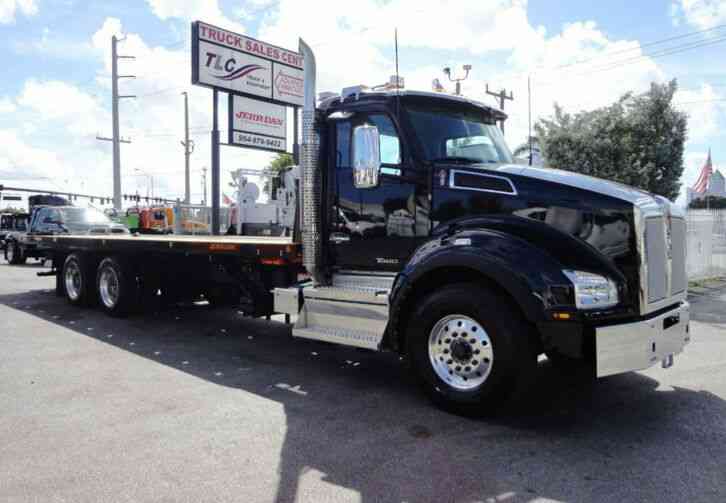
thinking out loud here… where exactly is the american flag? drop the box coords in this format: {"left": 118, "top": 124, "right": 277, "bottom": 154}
{"left": 692, "top": 149, "right": 713, "bottom": 193}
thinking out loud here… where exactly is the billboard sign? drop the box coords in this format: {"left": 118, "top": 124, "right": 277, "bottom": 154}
{"left": 192, "top": 21, "right": 304, "bottom": 107}
{"left": 229, "top": 95, "right": 287, "bottom": 152}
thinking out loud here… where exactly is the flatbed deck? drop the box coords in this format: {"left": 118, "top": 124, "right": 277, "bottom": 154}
{"left": 33, "top": 233, "right": 301, "bottom": 261}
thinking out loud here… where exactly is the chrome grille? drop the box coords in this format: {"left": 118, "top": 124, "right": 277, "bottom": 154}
{"left": 645, "top": 217, "right": 667, "bottom": 303}
{"left": 636, "top": 198, "right": 688, "bottom": 315}
{"left": 670, "top": 218, "right": 687, "bottom": 295}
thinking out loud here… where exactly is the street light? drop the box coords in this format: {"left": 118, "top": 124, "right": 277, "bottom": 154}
{"left": 134, "top": 168, "right": 154, "bottom": 201}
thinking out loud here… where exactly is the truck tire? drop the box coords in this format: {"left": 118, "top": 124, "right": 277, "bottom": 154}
{"left": 96, "top": 256, "right": 138, "bottom": 317}
{"left": 62, "top": 253, "right": 94, "bottom": 306}
{"left": 5, "top": 241, "right": 26, "bottom": 265}
{"left": 406, "top": 283, "right": 537, "bottom": 416}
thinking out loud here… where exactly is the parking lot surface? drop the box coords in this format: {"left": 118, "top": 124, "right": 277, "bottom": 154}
{"left": 2, "top": 263, "right": 726, "bottom": 503}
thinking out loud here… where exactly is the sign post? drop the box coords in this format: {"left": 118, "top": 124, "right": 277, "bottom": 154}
{"left": 211, "top": 89, "right": 221, "bottom": 235}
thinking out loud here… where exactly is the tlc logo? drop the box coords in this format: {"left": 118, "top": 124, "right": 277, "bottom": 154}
{"left": 205, "top": 52, "right": 264, "bottom": 81}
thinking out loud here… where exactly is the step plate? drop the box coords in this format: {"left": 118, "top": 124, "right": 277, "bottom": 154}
{"left": 303, "top": 286, "right": 389, "bottom": 305}
{"left": 293, "top": 297, "right": 388, "bottom": 350}
{"left": 293, "top": 326, "right": 381, "bottom": 350}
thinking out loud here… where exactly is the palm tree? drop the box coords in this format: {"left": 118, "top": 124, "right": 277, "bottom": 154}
{"left": 512, "top": 136, "right": 542, "bottom": 165}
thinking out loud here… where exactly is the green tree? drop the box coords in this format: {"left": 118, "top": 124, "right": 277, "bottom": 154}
{"left": 535, "top": 80, "right": 687, "bottom": 200}
{"left": 269, "top": 152, "right": 294, "bottom": 172}
{"left": 264, "top": 152, "right": 295, "bottom": 195}
{"left": 0, "top": 206, "right": 24, "bottom": 214}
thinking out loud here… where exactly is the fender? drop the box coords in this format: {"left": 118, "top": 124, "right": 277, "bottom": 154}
{"left": 384, "top": 215, "right": 629, "bottom": 351}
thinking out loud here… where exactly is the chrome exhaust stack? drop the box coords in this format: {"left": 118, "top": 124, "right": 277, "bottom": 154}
{"left": 298, "top": 39, "right": 324, "bottom": 285}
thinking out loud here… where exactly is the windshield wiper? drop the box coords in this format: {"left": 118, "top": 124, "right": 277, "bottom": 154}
{"left": 429, "top": 156, "right": 479, "bottom": 164}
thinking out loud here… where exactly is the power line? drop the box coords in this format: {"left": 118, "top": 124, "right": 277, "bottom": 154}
{"left": 572, "top": 33, "right": 726, "bottom": 76}
{"left": 135, "top": 86, "right": 186, "bottom": 98}
{"left": 550, "top": 23, "right": 726, "bottom": 73}
{"left": 678, "top": 83, "right": 726, "bottom": 93}
{"left": 532, "top": 33, "right": 726, "bottom": 88}
{"left": 675, "top": 98, "right": 726, "bottom": 105}
{"left": 496, "top": 24, "right": 726, "bottom": 85}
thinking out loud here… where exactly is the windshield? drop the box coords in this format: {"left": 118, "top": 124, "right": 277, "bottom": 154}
{"left": 406, "top": 103, "right": 513, "bottom": 165}
{"left": 60, "top": 208, "right": 112, "bottom": 224}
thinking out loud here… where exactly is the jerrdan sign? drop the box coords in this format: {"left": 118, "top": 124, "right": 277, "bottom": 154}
{"left": 229, "top": 95, "right": 287, "bottom": 153}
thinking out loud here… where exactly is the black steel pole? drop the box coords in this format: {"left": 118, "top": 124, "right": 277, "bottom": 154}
{"left": 211, "top": 89, "right": 221, "bottom": 235}
{"left": 293, "top": 106, "right": 299, "bottom": 165}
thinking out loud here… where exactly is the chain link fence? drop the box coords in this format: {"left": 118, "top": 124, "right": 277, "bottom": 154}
{"left": 687, "top": 209, "right": 726, "bottom": 280}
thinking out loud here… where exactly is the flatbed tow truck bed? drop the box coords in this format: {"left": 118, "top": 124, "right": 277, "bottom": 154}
{"left": 32, "top": 234, "right": 301, "bottom": 261}
{"left": 33, "top": 233, "right": 303, "bottom": 317}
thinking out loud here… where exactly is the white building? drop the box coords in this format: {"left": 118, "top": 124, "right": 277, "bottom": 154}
{"left": 688, "top": 150, "right": 724, "bottom": 205}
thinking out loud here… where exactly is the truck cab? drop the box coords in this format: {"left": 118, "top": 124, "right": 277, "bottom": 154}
{"left": 319, "top": 89, "right": 510, "bottom": 273}
{"left": 274, "top": 44, "right": 689, "bottom": 414}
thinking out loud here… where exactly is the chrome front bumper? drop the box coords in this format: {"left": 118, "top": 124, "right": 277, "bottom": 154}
{"left": 596, "top": 301, "right": 690, "bottom": 378}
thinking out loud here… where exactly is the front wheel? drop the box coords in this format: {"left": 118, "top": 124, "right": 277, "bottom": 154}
{"left": 406, "top": 284, "right": 537, "bottom": 416}
{"left": 5, "top": 241, "right": 26, "bottom": 265}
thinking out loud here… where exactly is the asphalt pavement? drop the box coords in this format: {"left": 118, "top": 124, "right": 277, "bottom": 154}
{"left": 1, "top": 262, "right": 726, "bottom": 503}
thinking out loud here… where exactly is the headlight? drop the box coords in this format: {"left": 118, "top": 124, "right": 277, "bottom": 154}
{"left": 562, "top": 270, "right": 619, "bottom": 310}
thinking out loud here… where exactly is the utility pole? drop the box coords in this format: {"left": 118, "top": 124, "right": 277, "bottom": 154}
{"left": 485, "top": 84, "right": 514, "bottom": 134}
{"left": 211, "top": 89, "right": 221, "bottom": 235}
{"left": 201, "top": 166, "right": 207, "bottom": 205}
{"left": 443, "top": 64, "right": 472, "bottom": 96}
{"left": 96, "top": 35, "right": 135, "bottom": 211}
{"left": 181, "top": 92, "right": 194, "bottom": 204}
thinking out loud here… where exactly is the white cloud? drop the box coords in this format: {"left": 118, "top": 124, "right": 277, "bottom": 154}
{"left": 0, "top": 0, "right": 37, "bottom": 24}
{"left": 145, "top": 0, "right": 245, "bottom": 33}
{"left": 254, "top": 0, "right": 665, "bottom": 152}
{"left": 2, "top": 1, "right": 719, "bottom": 205}
{"left": 675, "top": 83, "right": 726, "bottom": 142}
{"left": 0, "top": 129, "right": 62, "bottom": 182}
{"left": 0, "top": 97, "right": 16, "bottom": 113}
{"left": 12, "top": 26, "right": 98, "bottom": 61}
{"left": 91, "top": 17, "right": 123, "bottom": 53}
{"left": 16, "top": 79, "right": 108, "bottom": 135}
{"left": 670, "top": 0, "right": 726, "bottom": 29}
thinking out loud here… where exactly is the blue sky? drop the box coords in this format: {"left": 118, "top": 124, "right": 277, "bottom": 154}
{"left": 1, "top": 0, "right": 725, "bottom": 207}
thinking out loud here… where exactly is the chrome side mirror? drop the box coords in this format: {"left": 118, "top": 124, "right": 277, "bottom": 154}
{"left": 352, "top": 124, "right": 380, "bottom": 189}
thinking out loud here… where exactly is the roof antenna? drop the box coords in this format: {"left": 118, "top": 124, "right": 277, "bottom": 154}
{"left": 528, "top": 74, "right": 533, "bottom": 166}
{"left": 394, "top": 28, "right": 400, "bottom": 121}
{"left": 395, "top": 28, "right": 400, "bottom": 89}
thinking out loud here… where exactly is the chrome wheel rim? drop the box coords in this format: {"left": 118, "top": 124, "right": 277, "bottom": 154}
{"left": 99, "top": 266, "right": 120, "bottom": 309}
{"left": 64, "top": 261, "right": 82, "bottom": 301}
{"left": 7, "top": 244, "right": 14, "bottom": 262}
{"left": 428, "top": 314, "right": 493, "bottom": 391}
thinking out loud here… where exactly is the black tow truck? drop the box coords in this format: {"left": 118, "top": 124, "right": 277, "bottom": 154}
{"left": 31, "top": 39, "right": 690, "bottom": 414}
{"left": 1, "top": 213, "right": 29, "bottom": 253}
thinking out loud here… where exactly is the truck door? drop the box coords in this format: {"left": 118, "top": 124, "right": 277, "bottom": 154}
{"left": 327, "top": 112, "right": 424, "bottom": 272}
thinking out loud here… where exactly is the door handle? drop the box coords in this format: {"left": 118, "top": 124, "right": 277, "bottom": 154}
{"left": 329, "top": 232, "right": 351, "bottom": 243}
